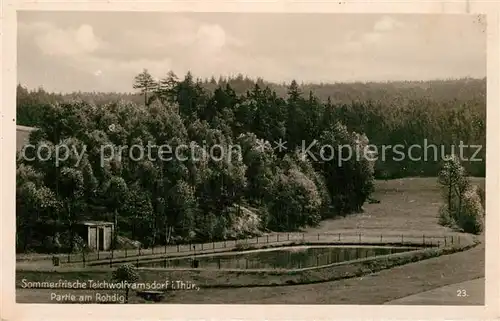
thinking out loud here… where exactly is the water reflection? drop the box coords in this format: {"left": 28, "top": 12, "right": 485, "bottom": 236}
{"left": 138, "top": 246, "right": 417, "bottom": 270}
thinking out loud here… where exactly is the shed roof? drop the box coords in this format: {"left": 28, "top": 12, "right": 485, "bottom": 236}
{"left": 78, "top": 221, "right": 114, "bottom": 226}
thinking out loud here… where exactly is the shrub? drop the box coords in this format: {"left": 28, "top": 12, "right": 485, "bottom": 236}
{"left": 112, "top": 264, "right": 139, "bottom": 303}
{"left": 438, "top": 205, "right": 454, "bottom": 227}
{"left": 227, "top": 205, "right": 262, "bottom": 239}
{"left": 456, "top": 185, "right": 484, "bottom": 234}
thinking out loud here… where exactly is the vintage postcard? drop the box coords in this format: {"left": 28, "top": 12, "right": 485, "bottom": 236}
{"left": 1, "top": 0, "right": 499, "bottom": 320}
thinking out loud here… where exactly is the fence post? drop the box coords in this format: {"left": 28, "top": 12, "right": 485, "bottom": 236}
{"left": 125, "top": 248, "right": 127, "bottom": 258}
{"left": 136, "top": 258, "right": 139, "bottom": 267}
{"left": 218, "top": 258, "right": 221, "bottom": 269}
{"left": 316, "top": 255, "right": 319, "bottom": 266}
{"left": 177, "top": 244, "right": 180, "bottom": 252}
{"left": 458, "top": 236, "right": 460, "bottom": 245}
{"left": 288, "top": 233, "right": 290, "bottom": 241}
{"left": 401, "top": 235, "right": 404, "bottom": 243}
{"left": 380, "top": 234, "right": 383, "bottom": 242}
{"left": 358, "top": 233, "right": 361, "bottom": 243}
{"left": 277, "top": 234, "right": 279, "bottom": 242}
{"left": 444, "top": 236, "right": 447, "bottom": 246}
{"left": 224, "top": 240, "right": 227, "bottom": 248}
{"left": 423, "top": 235, "right": 425, "bottom": 245}
{"left": 109, "top": 257, "right": 112, "bottom": 268}
{"left": 318, "top": 234, "right": 320, "bottom": 241}
{"left": 338, "top": 233, "right": 341, "bottom": 241}
{"left": 245, "top": 259, "right": 248, "bottom": 269}
{"left": 256, "top": 236, "right": 259, "bottom": 244}
{"left": 139, "top": 246, "right": 141, "bottom": 256}
{"left": 67, "top": 253, "right": 71, "bottom": 263}
{"left": 213, "top": 241, "right": 215, "bottom": 249}
{"left": 82, "top": 255, "right": 86, "bottom": 268}
{"left": 302, "top": 233, "right": 305, "bottom": 241}
{"left": 451, "top": 236, "right": 454, "bottom": 245}
{"left": 267, "top": 235, "right": 269, "bottom": 243}
{"left": 97, "top": 250, "right": 100, "bottom": 260}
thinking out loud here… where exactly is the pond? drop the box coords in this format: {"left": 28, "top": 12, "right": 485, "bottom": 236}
{"left": 137, "top": 245, "right": 419, "bottom": 270}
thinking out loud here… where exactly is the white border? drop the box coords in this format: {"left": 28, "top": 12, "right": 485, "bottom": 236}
{"left": 1, "top": 1, "right": 499, "bottom": 320}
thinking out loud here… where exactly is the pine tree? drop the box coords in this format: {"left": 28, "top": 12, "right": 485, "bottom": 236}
{"left": 133, "top": 69, "right": 157, "bottom": 106}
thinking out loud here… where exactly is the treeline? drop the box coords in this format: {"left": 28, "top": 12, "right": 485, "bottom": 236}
{"left": 16, "top": 71, "right": 485, "bottom": 252}
{"left": 17, "top": 72, "right": 486, "bottom": 178}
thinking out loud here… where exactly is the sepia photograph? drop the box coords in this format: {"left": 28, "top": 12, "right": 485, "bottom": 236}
{"left": 10, "top": 9, "right": 491, "bottom": 309}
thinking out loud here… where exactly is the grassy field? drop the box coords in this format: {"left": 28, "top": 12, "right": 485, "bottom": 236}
{"left": 16, "top": 177, "right": 486, "bottom": 304}
{"left": 305, "top": 177, "right": 485, "bottom": 235}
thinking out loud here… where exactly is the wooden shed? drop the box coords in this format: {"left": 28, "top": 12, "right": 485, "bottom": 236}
{"left": 76, "top": 221, "right": 114, "bottom": 251}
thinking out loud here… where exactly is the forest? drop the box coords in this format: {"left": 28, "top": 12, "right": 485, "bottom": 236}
{"left": 16, "top": 70, "right": 486, "bottom": 253}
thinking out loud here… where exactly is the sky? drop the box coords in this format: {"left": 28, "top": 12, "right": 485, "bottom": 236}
{"left": 17, "top": 12, "right": 486, "bottom": 93}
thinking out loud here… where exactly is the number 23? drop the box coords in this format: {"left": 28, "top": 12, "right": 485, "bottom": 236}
{"left": 457, "top": 289, "right": 467, "bottom": 297}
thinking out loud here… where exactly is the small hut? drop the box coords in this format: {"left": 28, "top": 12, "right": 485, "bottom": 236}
{"left": 75, "top": 221, "right": 114, "bottom": 251}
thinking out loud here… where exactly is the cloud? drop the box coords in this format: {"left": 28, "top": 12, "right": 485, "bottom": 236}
{"left": 17, "top": 13, "right": 485, "bottom": 93}
{"left": 338, "top": 16, "right": 403, "bottom": 50}
{"left": 32, "top": 23, "right": 102, "bottom": 56}
{"left": 196, "top": 24, "right": 226, "bottom": 52}
{"left": 18, "top": 19, "right": 175, "bottom": 87}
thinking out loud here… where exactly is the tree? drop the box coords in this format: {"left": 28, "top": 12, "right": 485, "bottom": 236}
{"left": 269, "top": 164, "right": 322, "bottom": 230}
{"left": 133, "top": 69, "right": 157, "bottom": 106}
{"left": 167, "top": 180, "right": 197, "bottom": 238}
{"left": 459, "top": 185, "right": 484, "bottom": 234}
{"left": 437, "top": 155, "right": 469, "bottom": 223}
{"left": 103, "top": 176, "right": 129, "bottom": 249}
{"left": 311, "top": 123, "right": 375, "bottom": 215}
{"left": 437, "top": 155, "right": 484, "bottom": 234}
{"left": 16, "top": 172, "right": 59, "bottom": 252}
{"left": 112, "top": 264, "right": 139, "bottom": 303}
{"left": 122, "top": 182, "right": 155, "bottom": 245}
{"left": 154, "top": 70, "right": 179, "bottom": 106}
{"left": 236, "top": 133, "right": 277, "bottom": 205}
